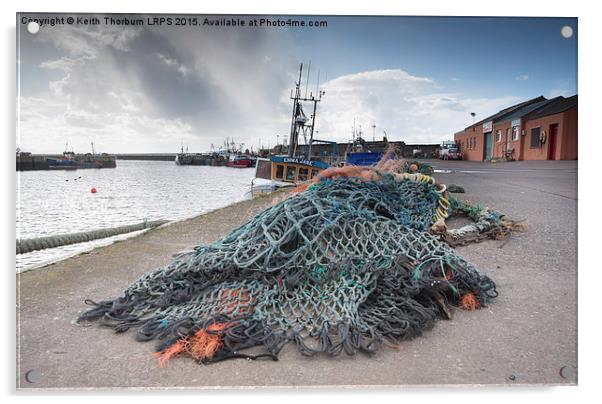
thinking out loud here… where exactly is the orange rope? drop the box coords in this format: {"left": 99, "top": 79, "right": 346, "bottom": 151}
{"left": 186, "top": 323, "right": 225, "bottom": 361}
{"left": 459, "top": 292, "right": 480, "bottom": 311}
{"left": 154, "top": 339, "right": 186, "bottom": 367}
{"left": 291, "top": 182, "right": 311, "bottom": 194}
{"left": 154, "top": 323, "right": 227, "bottom": 366}
{"left": 219, "top": 288, "right": 253, "bottom": 316}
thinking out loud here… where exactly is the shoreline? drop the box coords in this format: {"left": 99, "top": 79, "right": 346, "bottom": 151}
{"left": 14, "top": 184, "right": 277, "bottom": 273}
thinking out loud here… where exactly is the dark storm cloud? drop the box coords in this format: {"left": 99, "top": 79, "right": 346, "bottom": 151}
{"left": 18, "top": 14, "right": 302, "bottom": 152}
{"left": 117, "top": 28, "right": 223, "bottom": 119}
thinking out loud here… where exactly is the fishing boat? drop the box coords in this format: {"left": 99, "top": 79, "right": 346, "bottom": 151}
{"left": 77, "top": 152, "right": 116, "bottom": 168}
{"left": 46, "top": 151, "right": 77, "bottom": 170}
{"left": 343, "top": 121, "right": 389, "bottom": 166}
{"left": 253, "top": 63, "right": 331, "bottom": 189}
{"left": 175, "top": 138, "right": 251, "bottom": 167}
{"left": 175, "top": 141, "right": 199, "bottom": 165}
{"left": 46, "top": 142, "right": 116, "bottom": 170}
{"left": 226, "top": 154, "right": 254, "bottom": 168}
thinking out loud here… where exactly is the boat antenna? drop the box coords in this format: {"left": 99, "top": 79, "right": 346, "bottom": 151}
{"left": 307, "top": 69, "right": 321, "bottom": 159}
{"left": 304, "top": 60, "right": 311, "bottom": 99}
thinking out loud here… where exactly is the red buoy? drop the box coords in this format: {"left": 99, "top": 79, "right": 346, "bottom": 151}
{"left": 91, "top": 187, "right": 97, "bottom": 194}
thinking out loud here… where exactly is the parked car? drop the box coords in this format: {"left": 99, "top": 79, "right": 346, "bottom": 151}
{"left": 440, "top": 147, "right": 462, "bottom": 160}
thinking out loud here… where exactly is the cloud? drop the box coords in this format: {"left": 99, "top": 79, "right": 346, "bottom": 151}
{"left": 19, "top": 25, "right": 198, "bottom": 152}
{"left": 317, "top": 69, "right": 521, "bottom": 143}
{"left": 40, "top": 56, "right": 85, "bottom": 72}
{"left": 34, "top": 24, "right": 140, "bottom": 58}
{"left": 451, "top": 77, "right": 460, "bottom": 81}
{"left": 549, "top": 88, "right": 572, "bottom": 98}
{"left": 515, "top": 74, "right": 529, "bottom": 81}
{"left": 18, "top": 19, "right": 299, "bottom": 153}
{"left": 155, "top": 53, "right": 189, "bottom": 77}
{"left": 18, "top": 20, "right": 523, "bottom": 153}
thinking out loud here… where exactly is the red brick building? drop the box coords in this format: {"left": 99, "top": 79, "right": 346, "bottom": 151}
{"left": 454, "top": 95, "right": 577, "bottom": 161}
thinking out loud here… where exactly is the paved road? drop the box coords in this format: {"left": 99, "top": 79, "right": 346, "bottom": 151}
{"left": 16, "top": 160, "right": 577, "bottom": 388}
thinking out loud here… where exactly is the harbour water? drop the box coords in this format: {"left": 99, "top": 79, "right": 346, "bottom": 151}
{"left": 16, "top": 160, "right": 254, "bottom": 271}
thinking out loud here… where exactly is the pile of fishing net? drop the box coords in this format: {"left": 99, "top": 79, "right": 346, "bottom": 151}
{"left": 78, "top": 157, "right": 509, "bottom": 365}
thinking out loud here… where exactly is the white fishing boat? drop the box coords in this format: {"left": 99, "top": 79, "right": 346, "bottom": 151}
{"left": 252, "top": 63, "right": 331, "bottom": 190}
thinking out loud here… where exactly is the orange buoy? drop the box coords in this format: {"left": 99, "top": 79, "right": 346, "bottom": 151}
{"left": 91, "top": 187, "right": 97, "bottom": 194}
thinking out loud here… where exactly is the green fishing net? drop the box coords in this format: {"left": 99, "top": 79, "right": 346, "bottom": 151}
{"left": 79, "top": 170, "right": 498, "bottom": 364}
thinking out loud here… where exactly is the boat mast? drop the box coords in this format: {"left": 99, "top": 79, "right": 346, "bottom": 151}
{"left": 288, "top": 64, "right": 303, "bottom": 157}
{"left": 288, "top": 63, "right": 325, "bottom": 159}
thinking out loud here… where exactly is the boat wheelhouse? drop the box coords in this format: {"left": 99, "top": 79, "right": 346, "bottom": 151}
{"left": 254, "top": 156, "right": 329, "bottom": 187}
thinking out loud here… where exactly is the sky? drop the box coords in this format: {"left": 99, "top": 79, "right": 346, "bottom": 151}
{"left": 16, "top": 14, "right": 578, "bottom": 153}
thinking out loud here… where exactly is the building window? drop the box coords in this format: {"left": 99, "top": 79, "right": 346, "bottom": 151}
{"left": 512, "top": 126, "right": 519, "bottom": 141}
{"left": 469, "top": 138, "right": 473, "bottom": 150}
{"left": 496, "top": 129, "right": 502, "bottom": 143}
{"left": 530, "top": 127, "right": 540, "bottom": 148}
{"left": 473, "top": 137, "right": 476, "bottom": 148}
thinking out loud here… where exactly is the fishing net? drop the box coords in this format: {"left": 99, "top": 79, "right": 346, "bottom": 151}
{"left": 442, "top": 197, "right": 526, "bottom": 247}
{"left": 79, "top": 161, "right": 506, "bottom": 365}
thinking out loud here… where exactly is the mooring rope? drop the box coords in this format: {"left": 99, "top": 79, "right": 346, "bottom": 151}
{"left": 17, "top": 220, "right": 169, "bottom": 254}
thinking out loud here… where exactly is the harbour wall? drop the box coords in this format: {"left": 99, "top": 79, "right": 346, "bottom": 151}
{"left": 115, "top": 154, "right": 176, "bottom": 161}
{"left": 17, "top": 154, "right": 117, "bottom": 171}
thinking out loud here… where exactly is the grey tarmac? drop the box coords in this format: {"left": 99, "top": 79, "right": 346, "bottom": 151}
{"left": 16, "top": 160, "right": 577, "bottom": 389}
